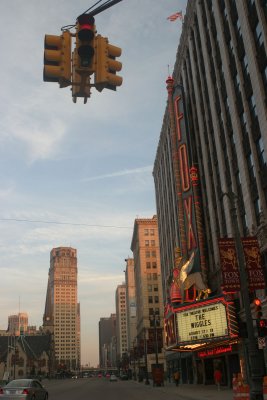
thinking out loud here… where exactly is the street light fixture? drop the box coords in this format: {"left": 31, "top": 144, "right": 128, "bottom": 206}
{"left": 144, "top": 328, "right": 150, "bottom": 385}
{"left": 149, "top": 310, "right": 160, "bottom": 368}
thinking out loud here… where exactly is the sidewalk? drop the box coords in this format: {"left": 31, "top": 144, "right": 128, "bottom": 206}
{"left": 137, "top": 380, "right": 233, "bottom": 400}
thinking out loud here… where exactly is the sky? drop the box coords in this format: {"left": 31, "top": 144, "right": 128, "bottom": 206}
{"left": 0, "top": 0, "right": 187, "bottom": 367}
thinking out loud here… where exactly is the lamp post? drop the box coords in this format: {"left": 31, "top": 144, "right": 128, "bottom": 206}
{"left": 150, "top": 310, "right": 160, "bottom": 368}
{"left": 225, "top": 191, "right": 264, "bottom": 400}
{"left": 133, "top": 339, "right": 136, "bottom": 380}
{"left": 144, "top": 329, "right": 150, "bottom": 385}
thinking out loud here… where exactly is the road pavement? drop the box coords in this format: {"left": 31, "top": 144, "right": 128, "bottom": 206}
{"left": 43, "top": 377, "right": 234, "bottom": 400}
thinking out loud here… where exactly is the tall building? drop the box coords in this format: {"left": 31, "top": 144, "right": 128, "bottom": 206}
{"left": 124, "top": 258, "right": 137, "bottom": 353}
{"left": 130, "top": 216, "right": 165, "bottom": 374}
{"left": 98, "top": 314, "right": 116, "bottom": 368}
{"left": 115, "top": 283, "right": 128, "bottom": 363}
{"left": 153, "top": 0, "right": 267, "bottom": 386}
{"left": 7, "top": 313, "right": 28, "bottom": 336}
{"left": 43, "top": 247, "right": 80, "bottom": 370}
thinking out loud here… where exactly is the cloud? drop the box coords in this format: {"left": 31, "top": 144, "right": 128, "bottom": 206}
{"left": 81, "top": 165, "right": 152, "bottom": 182}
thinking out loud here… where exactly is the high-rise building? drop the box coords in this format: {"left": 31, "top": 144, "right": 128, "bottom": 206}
{"left": 124, "top": 258, "right": 137, "bottom": 353}
{"left": 115, "top": 283, "right": 128, "bottom": 362}
{"left": 98, "top": 314, "right": 116, "bottom": 368}
{"left": 43, "top": 247, "right": 80, "bottom": 370}
{"left": 7, "top": 313, "right": 28, "bottom": 336}
{"left": 130, "top": 216, "right": 165, "bottom": 374}
{"left": 153, "top": 0, "right": 267, "bottom": 386}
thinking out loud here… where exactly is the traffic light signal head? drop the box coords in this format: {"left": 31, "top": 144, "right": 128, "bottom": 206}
{"left": 257, "top": 319, "right": 267, "bottom": 337}
{"left": 43, "top": 31, "right": 71, "bottom": 88}
{"left": 254, "top": 298, "right": 263, "bottom": 319}
{"left": 94, "top": 35, "right": 123, "bottom": 92}
{"left": 76, "top": 14, "right": 96, "bottom": 70}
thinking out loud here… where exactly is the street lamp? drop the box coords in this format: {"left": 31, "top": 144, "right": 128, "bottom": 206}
{"left": 225, "top": 191, "right": 264, "bottom": 400}
{"left": 133, "top": 339, "right": 137, "bottom": 380}
{"left": 149, "top": 310, "right": 160, "bottom": 368}
{"left": 144, "top": 329, "right": 150, "bottom": 385}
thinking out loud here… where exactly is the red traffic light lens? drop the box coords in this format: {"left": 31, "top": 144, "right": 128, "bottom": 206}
{"left": 254, "top": 298, "right": 261, "bottom": 307}
{"left": 259, "top": 320, "right": 266, "bottom": 328}
{"left": 77, "top": 14, "right": 95, "bottom": 41}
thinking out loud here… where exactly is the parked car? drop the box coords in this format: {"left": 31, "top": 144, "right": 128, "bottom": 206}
{"left": 120, "top": 374, "right": 128, "bottom": 380}
{"left": 0, "top": 379, "right": 48, "bottom": 399}
{"left": 109, "top": 374, "right": 117, "bottom": 382}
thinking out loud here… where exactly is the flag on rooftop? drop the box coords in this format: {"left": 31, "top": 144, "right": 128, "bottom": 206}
{"left": 167, "top": 11, "right": 183, "bottom": 22}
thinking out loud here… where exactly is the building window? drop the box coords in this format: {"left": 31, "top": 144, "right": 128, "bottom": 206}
{"left": 148, "top": 296, "right": 153, "bottom": 303}
{"left": 146, "top": 262, "right": 151, "bottom": 269}
{"left": 248, "top": 94, "right": 257, "bottom": 119}
{"left": 144, "top": 229, "right": 149, "bottom": 236}
{"left": 254, "top": 22, "right": 264, "bottom": 46}
{"left": 153, "top": 273, "right": 158, "bottom": 281}
{"left": 254, "top": 197, "right": 261, "bottom": 224}
{"left": 152, "top": 262, "right": 157, "bottom": 269}
{"left": 154, "top": 296, "right": 159, "bottom": 303}
{"left": 256, "top": 137, "right": 267, "bottom": 168}
{"left": 247, "top": 152, "right": 256, "bottom": 180}
{"left": 145, "top": 251, "right": 150, "bottom": 258}
{"left": 150, "top": 229, "right": 155, "bottom": 235}
{"left": 151, "top": 250, "right": 156, "bottom": 258}
{"left": 151, "top": 240, "right": 155, "bottom": 246}
{"left": 145, "top": 240, "right": 149, "bottom": 246}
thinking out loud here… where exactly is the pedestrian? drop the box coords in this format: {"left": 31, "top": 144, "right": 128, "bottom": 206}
{"left": 174, "top": 370, "right": 180, "bottom": 386}
{"left": 214, "top": 369, "right": 222, "bottom": 391}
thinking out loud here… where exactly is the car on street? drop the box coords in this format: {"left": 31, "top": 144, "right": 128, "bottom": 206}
{"left": 0, "top": 379, "right": 48, "bottom": 399}
{"left": 109, "top": 374, "right": 117, "bottom": 382}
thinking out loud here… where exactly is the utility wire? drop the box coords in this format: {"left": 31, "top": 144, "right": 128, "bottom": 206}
{"left": 0, "top": 218, "right": 132, "bottom": 230}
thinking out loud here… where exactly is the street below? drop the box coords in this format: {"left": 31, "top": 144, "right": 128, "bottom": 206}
{"left": 42, "top": 377, "right": 233, "bottom": 400}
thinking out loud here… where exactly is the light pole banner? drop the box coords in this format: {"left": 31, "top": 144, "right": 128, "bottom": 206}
{"left": 218, "top": 236, "right": 265, "bottom": 292}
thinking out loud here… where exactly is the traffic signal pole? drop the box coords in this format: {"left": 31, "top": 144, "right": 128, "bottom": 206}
{"left": 225, "top": 191, "right": 264, "bottom": 400}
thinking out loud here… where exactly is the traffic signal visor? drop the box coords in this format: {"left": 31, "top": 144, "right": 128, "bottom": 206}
{"left": 76, "top": 14, "right": 96, "bottom": 71}
{"left": 43, "top": 31, "right": 71, "bottom": 88}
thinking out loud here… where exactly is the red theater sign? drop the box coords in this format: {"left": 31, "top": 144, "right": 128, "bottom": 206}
{"left": 218, "top": 237, "right": 265, "bottom": 292}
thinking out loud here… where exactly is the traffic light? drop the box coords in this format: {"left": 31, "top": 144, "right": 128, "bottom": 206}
{"left": 257, "top": 319, "right": 267, "bottom": 337}
{"left": 94, "top": 35, "right": 123, "bottom": 92}
{"left": 76, "top": 14, "right": 96, "bottom": 71}
{"left": 254, "top": 298, "right": 263, "bottom": 320}
{"left": 72, "top": 14, "right": 96, "bottom": 103}
{"left": 43, "top": 31, "right": 71, "bottom": 88}
{"left": 72, "top": 48, "right": 91, "bottom": 103}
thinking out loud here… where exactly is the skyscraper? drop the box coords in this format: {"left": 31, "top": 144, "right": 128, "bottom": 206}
{"left": 43, "top": 247, "right": 80, "bottom": 370}
{"left": 153, "top": 0, "right": 267, "bottom": 385}
{"left": 7, "top": 313, "right": 28, "bottom": 336}
{"left": 130, "top": 216, "right": 165, "bottom": 374}
{"left": 124, "top": 258, "right": 137, "bottom": 353}
{"left": 115, "top": 283, "right": 128, "bottom": 361}
{"left": 98, "top": 314, "right": 116, "bottom": 368}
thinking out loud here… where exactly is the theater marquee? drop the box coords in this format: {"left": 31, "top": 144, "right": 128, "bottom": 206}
{"left": 176, "top": 297, "right": 238, "bottom": 345}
